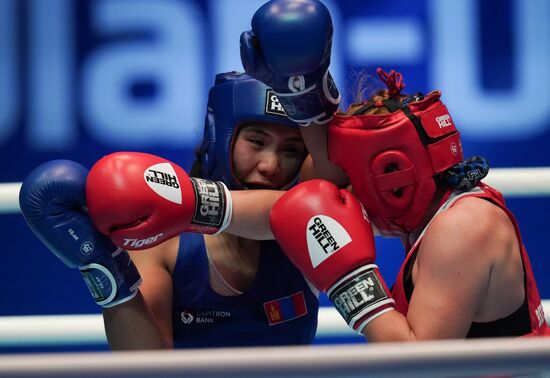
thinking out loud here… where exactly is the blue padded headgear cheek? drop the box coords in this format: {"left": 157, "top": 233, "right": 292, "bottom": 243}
{"left": 200, "top": 76, "right": 237, "bottom": 188}
{"left": 200, "top": 72, "right": 299, "bottom": 190}
{"left": 199, "top": 108, "right": 217, "bottom": 180}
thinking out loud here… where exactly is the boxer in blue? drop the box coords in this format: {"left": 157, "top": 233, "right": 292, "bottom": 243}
{"left": 19, "top": 72, "right": 319, "bottom": 349}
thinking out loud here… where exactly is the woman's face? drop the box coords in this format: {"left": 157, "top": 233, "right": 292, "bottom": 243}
{"left": 232, "top": 123, "right": 306, "bottom": 190}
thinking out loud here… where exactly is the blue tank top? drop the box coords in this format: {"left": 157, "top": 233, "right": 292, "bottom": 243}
{"left": 172, "top": 233, "right": 319, "bottom": 348}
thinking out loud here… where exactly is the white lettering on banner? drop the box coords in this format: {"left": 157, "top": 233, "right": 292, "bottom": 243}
{"left": 28, "top": 0, "right": 75, "bottom": 149}
{"left": 430, "top": 0, "right": 550, "bottom": 139}
{"left": 0, "top": 0, "right": 18, "bottom": 145}
{"left": 82, "top": 0, "right": 204, "bottom": 147}
{"left": 346, "top": 18, "right": 423, "bottom": 64}
{"left": 2, "top": 0, "right": 550, "bottom": 150}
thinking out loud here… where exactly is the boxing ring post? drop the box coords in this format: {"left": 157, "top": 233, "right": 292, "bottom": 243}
{"left": 1, "top": 167, "right": 550, "bottom": 377}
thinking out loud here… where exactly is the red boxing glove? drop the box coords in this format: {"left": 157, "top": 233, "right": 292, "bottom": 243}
{"left": 270, "top": 179, "right": 394, "bottom": 333}
{"left": 86, "top": 152, "right": 232, "bottom": 250}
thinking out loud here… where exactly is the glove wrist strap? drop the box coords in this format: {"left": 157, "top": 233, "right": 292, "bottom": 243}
{"left": 274, "top": 71, "right": 340, "bottom": 126}
{"left": 80, "top": 248, "right": 142, "bottom": 308}
{"left": 327, "top": 264, "right": 395, "bottom": 334}
{"left": 188, "top": 178, "right": 232, "bottom": 234}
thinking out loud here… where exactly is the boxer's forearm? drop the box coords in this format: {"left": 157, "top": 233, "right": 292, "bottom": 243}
{"left": 224, "top": 190, "right": 284, "bottom": 240}
{"left": 298, "top": 123, "right": 349, "bottom": 186}
{"left": 103, "top": 292, "right": 171, "bottom": 350}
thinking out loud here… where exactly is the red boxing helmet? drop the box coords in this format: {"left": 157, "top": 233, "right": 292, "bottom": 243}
{"left": 328, "top": 69, "right": 463, "bottom": 236}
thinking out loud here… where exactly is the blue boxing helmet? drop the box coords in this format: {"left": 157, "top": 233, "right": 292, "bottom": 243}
{"left": 199, "top": 72, "right": 299, "bottom": 189}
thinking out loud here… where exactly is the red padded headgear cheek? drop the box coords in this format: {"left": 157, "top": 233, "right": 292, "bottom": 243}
{"left": 406, "top": 178, "right": 436, "bottom": 224}
{"left": 371, "top": 151, "right": 416, "bottom": 211}
{"left": 327, "top": 120, "right": 371, "bottom": 182}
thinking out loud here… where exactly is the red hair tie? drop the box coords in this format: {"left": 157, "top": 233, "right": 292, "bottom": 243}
{"left": 376, "top": 67, "right": 405, "bottom": 97}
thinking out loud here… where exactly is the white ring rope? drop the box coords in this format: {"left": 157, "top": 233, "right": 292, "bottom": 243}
{"left": 482, "top": 167, "right": 550, "bottom": 197}
{"left": 0, "top": 303, "right": 549, "bottom": 348}
{"left": 1, "top": 338, "right": 550, "bottom": 377}
{"left": 0, "top": 182, "right": 22, "bottom": 214}
{"left": 2, "top": 167, "right": 550, "bottom": 214}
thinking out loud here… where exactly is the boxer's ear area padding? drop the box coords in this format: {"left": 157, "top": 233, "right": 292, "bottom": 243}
{"left": 371, "top": 151, "right": 417, "bottom": 210}
{"left": 383, "top": 163, "right": 403, "bottom": 198}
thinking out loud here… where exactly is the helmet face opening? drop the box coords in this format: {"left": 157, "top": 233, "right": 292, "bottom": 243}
{"left": 199, "top": 72, "right": 299, "bottom": 189}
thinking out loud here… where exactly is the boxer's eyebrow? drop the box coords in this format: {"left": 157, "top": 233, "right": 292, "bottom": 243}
{"left": 241, "top": 126, "right": 269, "bottom": 136}
{"left": 241, "top": 126, "right": 303, "bottom": 143}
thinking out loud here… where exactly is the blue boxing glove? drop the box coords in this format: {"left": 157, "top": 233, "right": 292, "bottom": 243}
{"left": 240, "top": 0, "right": 340, "bottom": 126}
{"left": 19, "top": 160, "right": 142, "bottom": 308}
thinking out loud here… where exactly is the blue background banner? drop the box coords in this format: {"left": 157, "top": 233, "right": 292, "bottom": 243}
{"left": 1, "top": 0, "right": 549, "bottom": 348}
